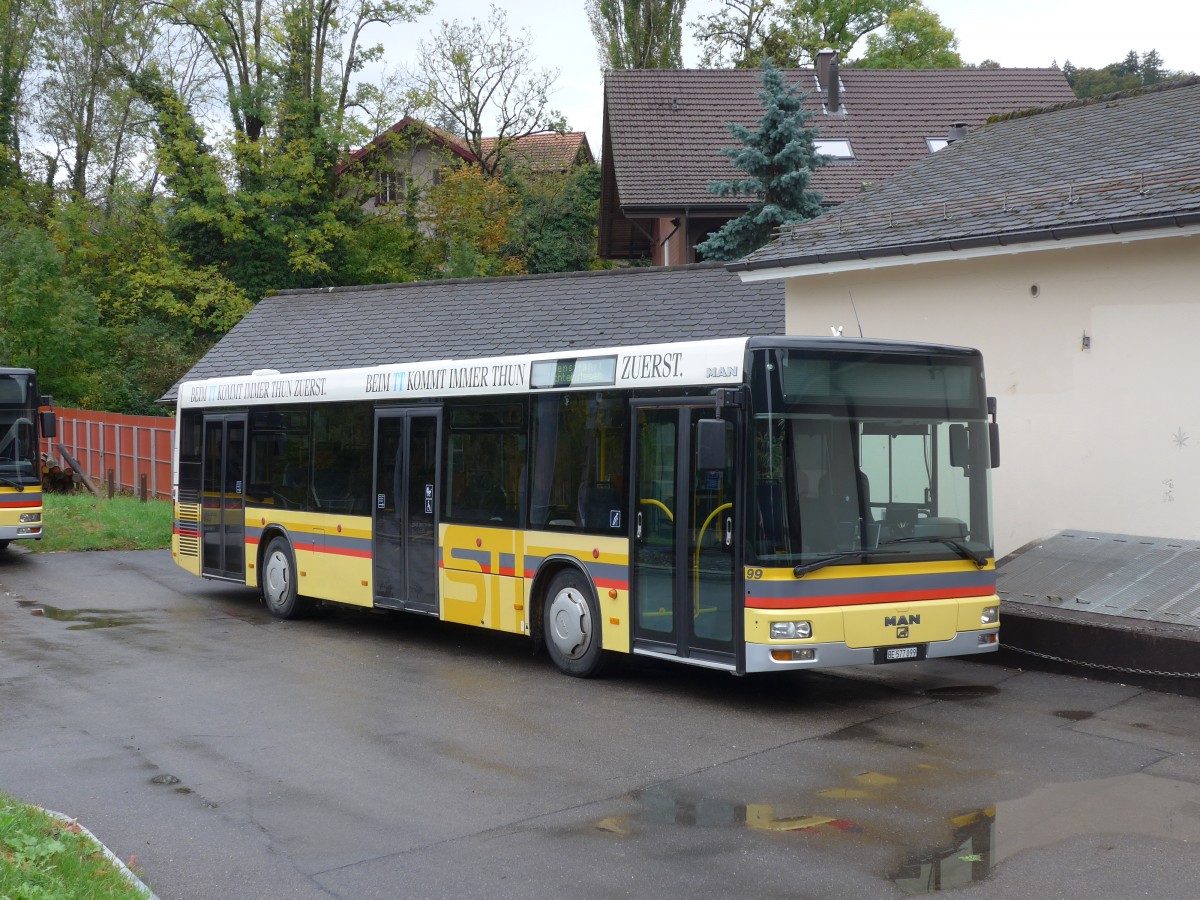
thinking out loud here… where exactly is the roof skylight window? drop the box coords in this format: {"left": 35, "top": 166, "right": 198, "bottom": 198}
{"left": 814, "top": 138, "right": 854, "bottom": 159}
{"left": 926, "top": 138, "right": 949, "bottom": 153}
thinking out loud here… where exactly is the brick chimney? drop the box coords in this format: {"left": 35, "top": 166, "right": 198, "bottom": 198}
{"left": 816, "top": 49, "right": 841, "bottom": 113}
{"left": 816, "top": 49, "right": 838, "bottom": 90}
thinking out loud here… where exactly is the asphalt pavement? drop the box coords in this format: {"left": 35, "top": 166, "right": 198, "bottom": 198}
{"left": 2, "top": 548, "right": 1199, "bottom": 899}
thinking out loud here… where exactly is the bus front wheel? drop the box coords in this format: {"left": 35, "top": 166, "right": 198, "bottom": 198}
{"left": 543, "top": 569, "right": 605, "bottom": 677}
{"left": 261, "top": 536, "right": 309, "bottom": 619}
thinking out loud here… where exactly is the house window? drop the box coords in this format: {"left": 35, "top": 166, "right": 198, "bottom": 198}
{"left": 814, "top": 139, "right": 854, "bottom": 160}
{"left": 376, "top": 171, "right": 406, "bottom": 205}
{"left": 926, "top": 138, "right": 949, "bottom": 153}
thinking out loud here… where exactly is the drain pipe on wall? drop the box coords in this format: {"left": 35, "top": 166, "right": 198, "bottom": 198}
{"left": 661, "top": 217, "right": 681, "bottom": 266}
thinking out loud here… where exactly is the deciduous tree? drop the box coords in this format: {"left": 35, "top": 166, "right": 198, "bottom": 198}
{"left": 586, "top": 0, "right": 687, "bottom": 70}
{"left": 692, "top": 0, "right": 914, "bottom": 68}
{"left": 853, "top": 2, "right": 962, "bottom": 69}
{"left": 407, "top": 5, "right": 565, "bottom": 176}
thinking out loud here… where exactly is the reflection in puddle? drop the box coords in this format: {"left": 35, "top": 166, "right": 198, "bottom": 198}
{"left": 17, "top": 600, "right": 146, "bottom": 630}
{"left": 600, "top": 773, "right": 1200, "bottom": 895}
{"left": 892, "top": 808, "right": 995, "bottom": 894}
{"left": 618, "top": 789, "right": 864, "bottom": 835}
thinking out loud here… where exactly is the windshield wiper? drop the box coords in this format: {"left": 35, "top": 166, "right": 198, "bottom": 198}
{"left": 793, "top": 553, "right": 856, "bottom": 577}
{"left": 881, "top": 536, "right": 988, "bottom": 568}
{"left": 0, "top": 475, "right": 25, "bottom": 491}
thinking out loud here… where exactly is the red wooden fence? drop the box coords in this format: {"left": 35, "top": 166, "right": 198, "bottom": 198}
{"left": 41, "top": 408, "right": 175, "bottom": 500}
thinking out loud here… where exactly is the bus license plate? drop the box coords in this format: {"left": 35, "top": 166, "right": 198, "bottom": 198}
{"left": 874, "top": 645, "right": 926, "bottom": 664}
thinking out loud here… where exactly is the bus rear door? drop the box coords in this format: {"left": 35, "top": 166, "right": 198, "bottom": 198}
{"left": 373, "top": 409, "right": 440, "bottom": 614}
{"left": 201, "top": 414, "right": 246, "bottom": 580}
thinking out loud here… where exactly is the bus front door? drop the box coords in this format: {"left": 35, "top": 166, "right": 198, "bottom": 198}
{"left": 374, "top": 410, "right": 440, "bottom": 614}
{"left": 631, "top": 402, "right": 739, "bottom": 669}
{"left": 200, "top": 414, "right": 246, "bottom": 580}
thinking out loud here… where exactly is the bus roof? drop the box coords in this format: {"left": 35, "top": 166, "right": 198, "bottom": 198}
{"left": 176, "top": 335, "right": 982, "bottom": 410}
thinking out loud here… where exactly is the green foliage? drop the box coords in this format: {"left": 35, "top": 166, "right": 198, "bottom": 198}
{"left": 508, "top": 163, "right": 605, "bottom": 274}
{"left": 339, "top": 208, "right": 427, "bottom": 285}
{"left": 586, "top": 0, "right": 687, "bottom": 69}
{"left": 0, "top": 219, "right": 98, "bottom": 404}
{"left": 853, "top": 2, "right": 962, "bottom": 69}
{"left": 696, "top": 61, "right": 825, "bottom": 261}
{"left": 1062, "top": 50, "right": 1191, "bottom": 99}
{"left": 694, "top": 0, "right": 915, "bottom": 68}
{"left": 421, "top": 164, "right": 526, "bottom": 277}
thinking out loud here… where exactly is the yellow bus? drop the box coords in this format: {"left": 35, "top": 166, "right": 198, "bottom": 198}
{"left": 0, "top": 368, "right": 55, "bottom": 549}
{"left": 172, "top": 337, "right": 1000, "bottom": 676}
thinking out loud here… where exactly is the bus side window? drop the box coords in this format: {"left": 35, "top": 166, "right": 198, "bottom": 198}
{"left": 529, "top": 393, "right": 628, "bottom": 533}
{"left": 443, "top": 401, "right": 526, "bottom": 526}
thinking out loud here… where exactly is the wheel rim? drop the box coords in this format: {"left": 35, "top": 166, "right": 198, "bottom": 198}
{"left": 264, "top": 549, "right": 290, "bottom": 608}
{"left": 547, "top": 585, "right": 592, "bottom": 660}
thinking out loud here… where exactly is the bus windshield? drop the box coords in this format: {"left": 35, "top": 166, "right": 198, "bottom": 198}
{"left": 0, "top": 374, "right": 38, "bottom": 487}
{"left": 750, "top": 348, "right": 993, "bottom": 568}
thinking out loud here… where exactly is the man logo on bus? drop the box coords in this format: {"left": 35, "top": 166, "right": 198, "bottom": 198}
{"left": 884, "top": 614, "right": 920, "bottom": 627}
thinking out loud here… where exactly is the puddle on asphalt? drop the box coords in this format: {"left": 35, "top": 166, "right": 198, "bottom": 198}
{"left": 825, "top": 722, "right": 925, "bottom": 750}
{"left": 591, "top": 773, "right": 1200, "bottom": 894}
{"left": 17, "top": 599, "right": 147, "bottom": 630}
{"left": 892, "top": 808, "right": 995, "bottom": 894}
{"left": 1053, "top": 710, "right": 1094, "bottom": 721}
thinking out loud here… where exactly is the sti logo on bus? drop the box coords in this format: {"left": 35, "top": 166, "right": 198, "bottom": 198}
{"left": 884, "top": 614, "right": 921, "bottom": 627}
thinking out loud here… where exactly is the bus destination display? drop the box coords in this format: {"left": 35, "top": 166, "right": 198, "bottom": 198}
{"left": 530, "top": 356, "right": 617, "bottom": 389}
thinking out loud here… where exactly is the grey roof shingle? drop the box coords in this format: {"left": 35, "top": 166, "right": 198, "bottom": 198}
{"left": 163, "top": 264, "right": 784, "bottom": 401}
{"left": 604, "top": 67, "right": 1076, "bottom": 210}
{"left": 735, "top": 79, "right": 1200, "bottom": 270}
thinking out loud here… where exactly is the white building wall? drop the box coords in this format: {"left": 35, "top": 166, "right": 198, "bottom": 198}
{"left": 783, "top": 233, "right": 1200, "bottom": 557}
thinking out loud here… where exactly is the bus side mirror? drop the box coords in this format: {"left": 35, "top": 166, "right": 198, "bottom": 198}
{"left": 40, "top": 409, "right": 57, "bottom": 440}
{"left": 949, "top": 424, "right": 968, "bottom": 469}
{"left": 987, "top": 396, "right": 999, "bottom": 468}
{"left": 696, "top": 418, "right": 727, "bottom": 470}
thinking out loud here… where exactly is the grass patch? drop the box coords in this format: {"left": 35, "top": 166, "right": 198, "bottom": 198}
{"left": 32, "top": 493, "right": 173, "bottom": 553}
{"left": 0, "top": 790, "right": 150, "bottom": 898}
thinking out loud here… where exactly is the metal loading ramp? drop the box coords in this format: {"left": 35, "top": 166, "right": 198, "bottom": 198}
{"left": 999, "top": 531, "right": 1200, "bottom": 627}
{"left": 993, "top": 531, "right": 1200, "bottom": 696}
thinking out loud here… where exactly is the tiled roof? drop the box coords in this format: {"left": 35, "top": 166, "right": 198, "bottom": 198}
{"left": 335, "top": 118, "right": 474, "bottom": 174}
{"left": 736, "top": 79, "right": 1200, "bottom": 271}
{"left": 162, "top": 264, "right": 783, "bottom": 401}
{"left": 605, "top": 66, "right": 1076, "bottom": 209}
{"left": 480, "top": 132, "right": 594, "bottom": 170}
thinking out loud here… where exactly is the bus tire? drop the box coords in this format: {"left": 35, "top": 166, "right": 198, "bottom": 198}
{"left": 261, "top": 536, "right": 309, "bottom": 619}
{"left": 543, "top": 569, "right": 606, "bottom": 677}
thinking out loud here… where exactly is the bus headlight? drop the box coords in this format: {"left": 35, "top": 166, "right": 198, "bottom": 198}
{"left": 981, "top": 606, "right": 999, "bottom": 625}
{"left": 20, "top": 513, "right": 41, "bottom": 523}
{"left": 770, "top": 620, "right": 812, "bottom": 640}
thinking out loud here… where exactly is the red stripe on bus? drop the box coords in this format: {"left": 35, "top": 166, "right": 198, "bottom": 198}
{"left": 0, "top": 500, "right": 41, "bottom": 509}
{"left": 745, "top": 585, "right": 995, "bottom": 609}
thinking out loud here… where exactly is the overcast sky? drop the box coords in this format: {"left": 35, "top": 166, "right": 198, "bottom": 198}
{"left": 382, "top": 0, "right": 1200, "bottom": 149}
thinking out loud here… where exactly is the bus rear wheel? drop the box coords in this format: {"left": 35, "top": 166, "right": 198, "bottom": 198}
{"left": 543, "top": 569, "right": 606, "bottom": 677}
{"left": 261, "top": 536, "right": 310, "bottom": 619}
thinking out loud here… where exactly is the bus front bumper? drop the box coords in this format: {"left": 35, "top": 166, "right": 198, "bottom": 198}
{"left": 0, "top": 523, "right": 42, "bottom": 541}
{"left": 745, "top": 628, "right": 1000, "bottom": 673}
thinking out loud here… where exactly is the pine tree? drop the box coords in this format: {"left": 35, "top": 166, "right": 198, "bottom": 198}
{"left": 696, "top": 60, "right": 825, "bottom": 262}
